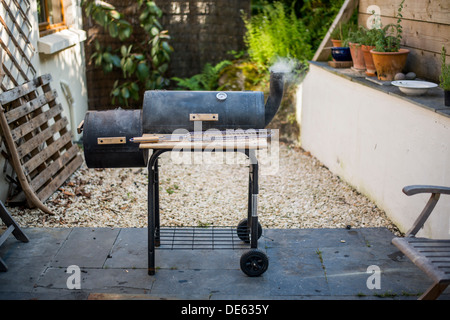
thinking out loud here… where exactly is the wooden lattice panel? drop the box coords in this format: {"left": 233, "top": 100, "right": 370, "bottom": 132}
{"left": 0, "top": 0, "right": 35, "bottom": 92}
{"left": 0, "top": 74, "right": 82, "bottom": 213}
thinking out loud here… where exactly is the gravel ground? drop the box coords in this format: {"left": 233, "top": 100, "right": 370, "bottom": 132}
{"left": 6, "top": 143, "right": 401, "bottom": 235}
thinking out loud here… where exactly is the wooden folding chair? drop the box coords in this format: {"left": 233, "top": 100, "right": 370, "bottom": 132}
{"left": 392, "top": 185, "right": 450, "bottom": 300}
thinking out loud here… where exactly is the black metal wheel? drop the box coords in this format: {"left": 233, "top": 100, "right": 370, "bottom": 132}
{"left": 240, "top": 249, "right": 269, "bottom": 277}
{"left": 236, "top": 218, "right": 262, "bottom": 243}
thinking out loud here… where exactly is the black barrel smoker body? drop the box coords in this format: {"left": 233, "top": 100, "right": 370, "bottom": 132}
{"left": 81, "top": 72, "right": 285, "bottom": 276}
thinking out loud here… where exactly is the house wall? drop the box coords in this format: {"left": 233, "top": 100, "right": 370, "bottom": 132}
{"left": 298, "top": 63, "right": 450, "bottom": 239}
{"left": 0, "top": 0, "right": 88, "bottom": 203}
{"left": 357, "top": 0, "right": 450, "bottom": 83}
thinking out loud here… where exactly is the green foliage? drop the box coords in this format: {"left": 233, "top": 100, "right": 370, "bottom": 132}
{"left": 242, "top": 1, "right": 312, "bottom": 68}
{"left": 347, "top": 25, "right": 366, "bottom": 45}
{"left": 299, "top": 0, "right": 347, "bottom": 50}
{"left": 346, "top": 25, "right": 384, "bottom": 47}
{"left": 172, "top": 60, "right": 232, "bottom": 91}
{"left": 440, "top": 46, "right": 450, "bottom": 91}
{"left": 217, "top": 60, "right": 269, "bottom": 92}
{"left": 83, "top": 0, "right": 173, "bottom": 107}
{"left": 359, "top": 27, "right": 381, "bottom": 46}
{"left": 373, "top": 0, "right": 405, "bottom": 52}
{"left": 331, "top": 21, "right": 355, "bottom": 45}
{"left": 173, "top": 0, "right": 345, "bottom": 94}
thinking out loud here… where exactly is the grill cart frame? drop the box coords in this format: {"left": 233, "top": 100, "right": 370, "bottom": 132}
{"left": 145, "top": 145, "right": 268, "bottom": 277}
{"left": 80, "top": 72, "right": 285, "bottom": 277}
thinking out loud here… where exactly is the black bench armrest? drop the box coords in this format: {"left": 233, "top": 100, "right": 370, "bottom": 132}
{"left": 402, "top": 185, "right": 450, "bottom": 237}
{"left": 403, "top": 185, "right": 450, "bottom": 196}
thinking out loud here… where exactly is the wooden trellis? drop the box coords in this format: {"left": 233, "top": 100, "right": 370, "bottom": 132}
{"left": 0, "top": 74, "right": 83, "bottom": 214}
{"left": 0, "top": 0, "right": 36, "bottom": 92}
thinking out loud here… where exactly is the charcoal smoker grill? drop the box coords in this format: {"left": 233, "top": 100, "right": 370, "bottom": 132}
{"left": 80, "top": 72, "right": 285, "bottom": 277}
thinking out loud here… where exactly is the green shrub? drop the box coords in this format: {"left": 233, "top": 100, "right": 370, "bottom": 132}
{"left": 83, "top": 0, "right": 173, "bottom": 107}
{"left": 172, "top": 60, "right": 232, "bottom": 91}
{"left": 242, "top": 1, "right": 312, "bottom": 68}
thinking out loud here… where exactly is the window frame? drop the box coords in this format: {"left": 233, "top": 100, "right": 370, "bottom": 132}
{"left": 38, "top": 0, "right": 68, "bottom": 37}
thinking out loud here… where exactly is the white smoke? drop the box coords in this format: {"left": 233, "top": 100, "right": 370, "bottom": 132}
{"left": 269, "top": 57, "right": 298, "bottom": 73}
{"left": 269, "top": 57, "right": 306, "bottom": 84}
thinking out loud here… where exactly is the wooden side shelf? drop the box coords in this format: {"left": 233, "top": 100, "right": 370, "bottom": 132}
{"left": 136, "top": 133, "right": 269, "bottom": 150}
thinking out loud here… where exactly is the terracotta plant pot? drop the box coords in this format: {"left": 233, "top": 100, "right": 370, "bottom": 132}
{"left": 370, "top": 48, "right": 410, "bottom": 81}
{"left": 349, "top": 42, "right": 365, "bottom": 71}
{"left": 361, "top": 45, "right": 376, "bottom": 77}
{"left": 331, "top": 39, "right": 343, "bottom": 47}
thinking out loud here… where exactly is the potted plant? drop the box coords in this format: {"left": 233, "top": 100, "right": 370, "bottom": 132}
{"left": 370, "top": 0, "right": 409, "bottom": 81}
{"left": 330, "top": 22, "right": 353, "bottom": 48}
{"left": 347, "top": 26, "right": 366, "bottom": 72}
{"left": 440, "top": 46, "right": 450, "bottom": 107}
{"left": 360, "top": 27, "right": 380, "bottom": 76}
{"left": 329, "top": 22, "right": 353, "bottom": 64}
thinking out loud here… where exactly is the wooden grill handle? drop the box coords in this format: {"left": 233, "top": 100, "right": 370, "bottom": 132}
{"left": 189, "top": 113, "right": 218, "bottom": 121}
{"left": 77, "top": 120, "right": 84, "bottom": 134}
{"left": 130, "top": 136, "right": 160, "bottom": 143}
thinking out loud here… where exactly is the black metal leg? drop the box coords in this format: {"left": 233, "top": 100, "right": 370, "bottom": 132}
{"left": 147, "top": 150, "right": 167, "bottom": 275}
{"left": 250, "top": 162, "right": 259, "bottom": 249}
{"left": 154, "top": 158, "right": 160, "bottom": 247}
{"left": 247, "top": 164, "right": 253, "bottom": 232}
{"left": 247, "top": 150, "right": 259, "bottom": 249}
{"left": 148, "top": 159, "right": 156, "bottom": 275}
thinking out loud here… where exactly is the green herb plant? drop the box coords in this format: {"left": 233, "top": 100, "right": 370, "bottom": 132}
{"left": 374, "top": 0, "right": 405, "bottom": 52}
{"left": 331, "top": 21, "right": 354, "bottom": 46}
{"left": 440, "top": 46, "right": 450, "bottom": 91}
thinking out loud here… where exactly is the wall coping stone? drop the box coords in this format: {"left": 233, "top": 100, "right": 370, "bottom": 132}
{"left": 310, "top": 61, "right": 450, "bottom": 119}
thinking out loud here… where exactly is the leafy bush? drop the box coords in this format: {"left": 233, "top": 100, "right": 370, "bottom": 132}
{"left": 172, "top": 60, "right": 232, "bottom": 91}
{"left": 242, "top": 1, "right": 312, "bottom": 68}
{"left": 83, "top": 0, "right": 173, "bottom": 106}
{"left": 172, "top": 1, "right": 344, "bottom": 93}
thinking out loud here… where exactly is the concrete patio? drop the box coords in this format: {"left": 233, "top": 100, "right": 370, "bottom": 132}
{"left": 0, "top": 226, "right": 449, "bottom": 300}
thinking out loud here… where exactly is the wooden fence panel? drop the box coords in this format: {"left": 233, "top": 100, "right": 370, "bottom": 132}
{"left": 358, "top": 0, "right": 450, "bottom": 82}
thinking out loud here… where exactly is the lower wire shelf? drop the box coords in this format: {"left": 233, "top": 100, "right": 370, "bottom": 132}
{"left": 156, "top": 226, "right": 250, "bottom": 250}
{"left": 155, "top": 225, "right": 269, "bottom": 277}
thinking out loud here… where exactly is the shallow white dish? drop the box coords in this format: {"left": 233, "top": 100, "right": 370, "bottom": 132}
{"left": 391, "top": 80, "right": 438, "bottom": 96}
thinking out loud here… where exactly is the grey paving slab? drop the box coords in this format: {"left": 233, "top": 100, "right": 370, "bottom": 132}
{"left": 264, "top": 228, "right": 367, "bottom": 248}
{"left": 0, "top": 227, "right": 70, "bottom": 261}
{"left": 265, "top": 246, "right": 330, "bottom": 297}
{"left": 104, "top": 228, "right": 147, "bottom": 269}
{"left": 0, "top": 228, "right": 70, "bottom": 293}
{"left": 0, "top": 227, "right": 449, "bottom": 300}
{"left": 35, "top": 267, "right": 155, "bottom": 293}
{"left": 150, "top": 268, "right": 270, "bottom": 297}
{"left": 51, "top": 227, "right": 120, "bottom": 268}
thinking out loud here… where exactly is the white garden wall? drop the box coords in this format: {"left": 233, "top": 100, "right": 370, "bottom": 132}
{"left": 298, "top": 63, "right": 450, "bottom": 239}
